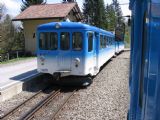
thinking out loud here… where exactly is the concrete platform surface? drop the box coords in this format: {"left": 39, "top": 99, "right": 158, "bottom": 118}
{"left": 0, "top": 58, "right": 38, "bottom": 91}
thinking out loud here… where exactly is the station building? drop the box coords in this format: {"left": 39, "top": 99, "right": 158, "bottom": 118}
{"left": 13, "top": 3, "right": 83, "bottom": 55}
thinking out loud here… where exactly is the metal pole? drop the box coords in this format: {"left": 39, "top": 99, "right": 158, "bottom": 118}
{"left": 17, "top": 51, "right": 19, "bottom": 59}
{"left": 7, "top": 53, "right": 9, "bottom": 61}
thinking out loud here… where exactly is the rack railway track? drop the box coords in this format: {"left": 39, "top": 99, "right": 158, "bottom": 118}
{"left": 22, "top": 89, "right": 77, "bottom": 120}
{"left": 0, "top": 87, "right": 77, "bottom": 120}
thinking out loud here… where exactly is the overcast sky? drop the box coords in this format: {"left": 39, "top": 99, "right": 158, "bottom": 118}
{"left": 0, "top": 0, "right": 131, "bottom": 17}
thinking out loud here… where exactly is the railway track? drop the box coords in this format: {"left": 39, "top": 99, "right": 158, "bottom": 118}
{"left": 0, "top": 87, "right": 77, "bottom": 120}
{"left": 21, "top": 89, "right": 77, "bottom": 120}
{"left": 0, "top": 87, "right": 58, "bottom": 120}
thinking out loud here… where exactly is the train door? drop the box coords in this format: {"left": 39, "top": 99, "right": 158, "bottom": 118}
{"left": 143, "top": 2, "right": 160, "bottom": 119}
{"left": 139, "top": 11, "right": 148, "bottom": 118}
{"left": 58, "top": 32, "right": 71, "bottom": 71}
{"left": 87, "top": 32, "right": 97, "bottom": 75}
{"left": 93, "top": 32, "right": 98, "bottom": 73}
{"left": 95, "top": 32, "right": 99, "bottom": 71}
{"left": 71, "top": 31, "right": 83, "bottom": 74}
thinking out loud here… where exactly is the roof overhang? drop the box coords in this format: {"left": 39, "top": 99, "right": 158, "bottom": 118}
{"left": 12, "top": 17, "right": 63, "bottom": 21}
{"left": 12, "top": 3, "right": 83, "bottom": 22}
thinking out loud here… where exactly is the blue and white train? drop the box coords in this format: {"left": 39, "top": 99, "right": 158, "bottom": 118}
{"left": 36, "top": 22, "right": 124, "bottom": 80}
{"left": 128, "top": 0, "right": 160, "bottom": 120}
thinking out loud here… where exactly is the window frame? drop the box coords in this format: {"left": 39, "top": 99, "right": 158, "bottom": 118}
{"left": 39, "top": 32, "right": 58, "bottom": 51}
{"left": 72, "top": 32, "right": 83, "bottom": 51}
{"left": 60, "top": 32, "right": 70, "bottom": 51}
{"left": 87, "top": 32, "right": 93, "bottom": 52}
{"left": 100, "top": 34, "right": 103, "bottom": 49}
{"left": 39, "top": 32, "right": 49, "bottom": 50}
{"left": 104, "top": 36, "right": 107, "bottom": 48}
{"left": 49, "top": 32, "right": 58, "bottom": 50}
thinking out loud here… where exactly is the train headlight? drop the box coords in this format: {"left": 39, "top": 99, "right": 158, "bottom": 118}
{"left": 74, "top": 58, "right": 80, "bottom": 67}
{"left": 55, "top": 23, "right": 61, "bottom": 29}
{"left": 40, "top": 55, "right": 45, "bottom": 65}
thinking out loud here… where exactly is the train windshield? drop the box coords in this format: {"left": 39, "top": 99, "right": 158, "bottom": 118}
{"left": 72, "top": 32, "right": 83, "bottom": 51}
{"left": 39, "top": 32, "right": 58, "bottom": 50}
{"left": 151, "top": 3, "right": 160, "bottom": 18}
{"left": 60, "top": 32, "right": 70, "bottom": 50}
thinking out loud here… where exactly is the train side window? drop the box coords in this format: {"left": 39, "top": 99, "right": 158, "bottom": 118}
{"left": 104, "top": 36, "right": 107, "bottom": 48}
{"left": 50, "top": 32, "right": 58, "bottom": 50}
{"left": 72, "top": 32, "right": 83, "bottom": 51}
{"left": 100, "top": 35, "right": 103, "bottom": 49}
{"left": 110, "top": 37, "right": 113, "bottom": 45}
{"left": 107, "top": 37, "right": 110, "bottom": 46}
{"left": 60, "top": 32, "right": 70, "bottom": 50}
{"left": 139, "top": 11, "right": 147, "bottom": 108}
{"left": 88, "top": 32, "right": 93, "bottom": 52}
{"left": 39, "top": 32, "right": 48, "bottom": 50}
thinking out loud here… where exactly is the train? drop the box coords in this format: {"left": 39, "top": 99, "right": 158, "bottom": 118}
{"left": 128, "top": 0, "right": 160, "bottom": 120}
{"left": 36, "top": 22, "right": 125, "bottom": 84}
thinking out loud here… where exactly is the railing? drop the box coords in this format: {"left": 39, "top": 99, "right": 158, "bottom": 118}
{"left": 0, "top": 50, "right": 26, "bottom": 62}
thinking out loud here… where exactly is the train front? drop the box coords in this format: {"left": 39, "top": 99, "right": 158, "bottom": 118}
{"left": 36, "top": 22, "right": 86, "bottom": 79}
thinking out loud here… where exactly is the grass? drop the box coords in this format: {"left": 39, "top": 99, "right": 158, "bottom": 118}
{"left": 0, "top": 56, "right": 36, "bottom": 65}
{"left": 125, "top": 43, "right": 130, "bottom": 48}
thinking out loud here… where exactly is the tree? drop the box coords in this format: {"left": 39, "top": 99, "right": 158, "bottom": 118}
{"left": 21, "top": 0, "right": 47, "bottom": 12}
{"left": 111, "top": 0, "right": 124, "bottom": 25}
{"left": 0, "top": 3, "right": 6, "bottom": 20}
{"left": 0, "top": 15, "right": 16, "bottom": 53}
{"left": 0, "top": 15, "right": 25, "bottom": 54}
{"left": 82, "top": 0, "right": 94, "bottom": 24}
{"left": 105, "top": 0, "right": 124, "bottom": 31}
{"left": 105, "top": 4, "right": 116, "bottom": 31}
{"left": 94, "top": 0, "right": 106, "bottom": 29}
{"left": 83, "top": 0, "right": 106, "bottom": 29}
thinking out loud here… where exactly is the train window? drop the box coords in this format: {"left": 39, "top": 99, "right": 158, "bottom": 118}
{"left": 104, "top": 36, "right": 107, "bottom": 48}
{"left": 72, "top": 32, "right": 83, "bottom": 51}
{"left": 151, "top": 3, "right": 160, "bottom": 18}
{"left": 60, "top": 32, "right": 70, "bottom": 50}
{"left": 50, "top": 32, "right": 58, "bottom": 50}
{"left": 88, "top": 32, "right": 93, "bottom": 52}
{"left": 100, "top": 35, "right": 103, "bottom": 49}
{"left": 109, "top": 37, "right": 112, "bottom": 45}
{"left": 107, "top": 37, "right": 110, "bottom": 46}
{"left": 110, "top": 38, "right": 113, "bottom": 45}
{"left": 39, "top": 32, "right": 48, "bottom": 50}
{"left": 139, "top": 11, "right": 148, "bottom": 108}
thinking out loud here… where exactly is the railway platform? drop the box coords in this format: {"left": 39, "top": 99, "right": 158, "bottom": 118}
{"left": 0, "top": 58, "right": 41, "bottom": 102}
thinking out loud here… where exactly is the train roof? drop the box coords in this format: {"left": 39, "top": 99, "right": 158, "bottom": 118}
{"left": 37, "top": 22, "right": 114, "bottom": 36}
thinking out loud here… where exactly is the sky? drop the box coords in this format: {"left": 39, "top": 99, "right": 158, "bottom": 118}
{"left": 0, "top": 0, "right": 131, "bottom": 18}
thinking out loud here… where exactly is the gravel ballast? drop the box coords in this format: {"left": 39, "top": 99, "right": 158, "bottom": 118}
{"left": 56, "top": 51, "right": 130, "bottom": 120}
{"left": 0, "top": 51, "right": 130, "bottom": 120}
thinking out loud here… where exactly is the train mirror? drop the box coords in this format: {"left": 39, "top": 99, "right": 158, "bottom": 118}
{"left": 128, "top": 18, "right": 131, "bottom": 26}
{"left": 115, "top": 23, "right": 125, "bottom": 41}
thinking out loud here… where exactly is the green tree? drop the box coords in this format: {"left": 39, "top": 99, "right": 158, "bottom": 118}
{"left": 94, "top": 0, "right": 106, "bottom": 29}
{"left": 0, "top": 15, "right": 25, "bottom": 54}
{"left": 0, "top": 3, "right": 6, "bottom": 20}
{"left": 83, "top": 0, "right": 106, "bottom": 29}
{"left": 82, "top": 0, "right": 94, "bottom": 24}
{"left": 0, "top": 15, "right": 16, "bottom": 53}
{"left": 12, "top": 28, "right": 25, "bottom": 51}
{"left": 105, "top": 0, "right": 124, "bottom": 31}
{"left": 105, "top": 4, "right": 115, "bottom": 31}
{"left": 111, "top": 0, "right": 124, "bottom": 25}
{"left": 21, "top": 0, "right": 47, "bottom": 11}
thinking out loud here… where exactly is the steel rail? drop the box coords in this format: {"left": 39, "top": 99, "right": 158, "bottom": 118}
{"left": 0, "top": 90, "right": 43, "bottom": 119}
{"left": 21, "top": 89, "right": 61, "bottom": 120}
{"left": 51, "top": 89, "right": 77, "bottom": 120}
